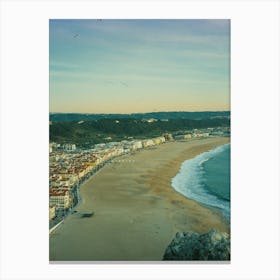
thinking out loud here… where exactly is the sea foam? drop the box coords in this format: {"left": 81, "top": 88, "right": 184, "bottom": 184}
{"left": 171, "top": 144, "right": 230, "bottom": 223}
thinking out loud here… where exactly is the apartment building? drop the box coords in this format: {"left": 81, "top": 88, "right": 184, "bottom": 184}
{"left": 49, "top": 190, "right": 71, "bottom": 210}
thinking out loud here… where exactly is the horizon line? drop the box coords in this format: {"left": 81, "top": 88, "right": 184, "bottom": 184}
{"left": 49, "top": 110, "right": 230, "bottom": 115}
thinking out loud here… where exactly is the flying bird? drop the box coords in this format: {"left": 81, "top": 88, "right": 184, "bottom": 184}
{"left": 120, "top": 82, "right": 128, "bottom": 87}
{"left": 73, "top": 33, "right": 79, "bottom": 38}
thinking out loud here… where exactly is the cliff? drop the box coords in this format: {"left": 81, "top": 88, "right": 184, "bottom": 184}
{"left": 163, "top": 230, "right": 230, "bottom": 261}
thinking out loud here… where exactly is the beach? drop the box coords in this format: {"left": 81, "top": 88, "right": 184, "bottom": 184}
{"left": 49, "top": 137, "right": 230, "bottom": 261}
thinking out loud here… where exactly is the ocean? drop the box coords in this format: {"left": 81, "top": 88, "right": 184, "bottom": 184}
{"left": 171, "top": 143, "right": 230, "bottom": 224}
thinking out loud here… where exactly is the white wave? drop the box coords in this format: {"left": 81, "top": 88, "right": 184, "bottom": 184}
{"left": 171, "top": 144, "right": 230, "bottom": 222}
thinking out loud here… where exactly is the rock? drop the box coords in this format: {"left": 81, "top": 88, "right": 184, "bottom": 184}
{"left": 176, "top": 232, "right": 184, "bottom": 239}
{"left": 163, "top": 230, "right": 230, "bottom": 261}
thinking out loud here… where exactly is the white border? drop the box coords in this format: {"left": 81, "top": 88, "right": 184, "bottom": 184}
{"left": 0, "top": 1, "right": 279, "bottom": 279}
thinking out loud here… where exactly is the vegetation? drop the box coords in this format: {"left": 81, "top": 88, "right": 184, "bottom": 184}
{"left": 50, "top": 117, "right": 230, "bottom": 147}
{"left": 50, "top": 111, "right": 230, "bottom": 122}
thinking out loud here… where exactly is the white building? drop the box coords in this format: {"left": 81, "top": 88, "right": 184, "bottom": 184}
{"left": 142, "top": 139, "right": 155, "bottom": 147}
{"left": 132, "top": 141, "right": 143, "bottom": 150}
{"left": 63, "top": 144, "right": 76, "bottom": 151}
{"left": 152, "top": 136, "right": 166, "bottom": 145}
{"left": 49, "top": 205, "right": 56, "bottom": 220}
{"left": 49, "top": 190, "right": 71, "bottom": 210}
{"left": 184, "top": 134, "right": 192, "bottom": 139}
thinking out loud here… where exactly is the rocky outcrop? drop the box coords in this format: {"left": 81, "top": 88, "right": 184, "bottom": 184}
{"left": 163, "top": 230, "right": 230, "bottom": 261}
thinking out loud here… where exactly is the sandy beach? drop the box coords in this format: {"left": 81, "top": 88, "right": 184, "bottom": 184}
{"left": 49, "top": 137, "right": 230, "bottom": 261}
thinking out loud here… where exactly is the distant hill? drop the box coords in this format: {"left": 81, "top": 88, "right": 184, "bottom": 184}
{"left": 50, "top": 116, "right": 230, "bottom": 147}
{"left": 50, "top": 111, "right": 230, "bottom": 123}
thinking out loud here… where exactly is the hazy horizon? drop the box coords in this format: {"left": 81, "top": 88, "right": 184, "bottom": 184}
{"left": 50, "top": 109, "right": 230, "bottom": 114}
{"left": 50, "top": 19, "right": 230, "bottom": 114}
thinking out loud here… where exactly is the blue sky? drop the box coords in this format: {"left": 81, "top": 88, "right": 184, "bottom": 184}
{"left": 49, "top": 19, "right": 230, "bottom": 113}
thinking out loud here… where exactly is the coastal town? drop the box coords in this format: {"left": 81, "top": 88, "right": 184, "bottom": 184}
{"left": 49, "top": 126, "right": 229, "bottom": 229}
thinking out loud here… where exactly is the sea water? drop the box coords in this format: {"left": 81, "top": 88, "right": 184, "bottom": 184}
{"left": 171, "top": 143, "right": 230, "bottom": 224}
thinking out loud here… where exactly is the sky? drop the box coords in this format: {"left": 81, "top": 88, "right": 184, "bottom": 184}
{"left": 49, "top": 19, "right": 230, "bottom": 114}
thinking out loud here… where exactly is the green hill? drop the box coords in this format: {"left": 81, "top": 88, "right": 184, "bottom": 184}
{"left": 50, "top": 111, "right": 230, "bottom": 122}
{"left": 50, "top": 117, "right": 230, "bottom": 147}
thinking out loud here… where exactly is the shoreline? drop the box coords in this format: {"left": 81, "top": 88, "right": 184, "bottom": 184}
{"left": 171, "top": 142, "right": 230, "bottom": 226}
{"left": 50, "top": 136, "right": 230, "bottom": 261}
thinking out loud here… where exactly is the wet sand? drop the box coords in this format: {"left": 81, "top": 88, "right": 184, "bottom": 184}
{"left": 49, "top": 137, "right": 230, "bottom": 261}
